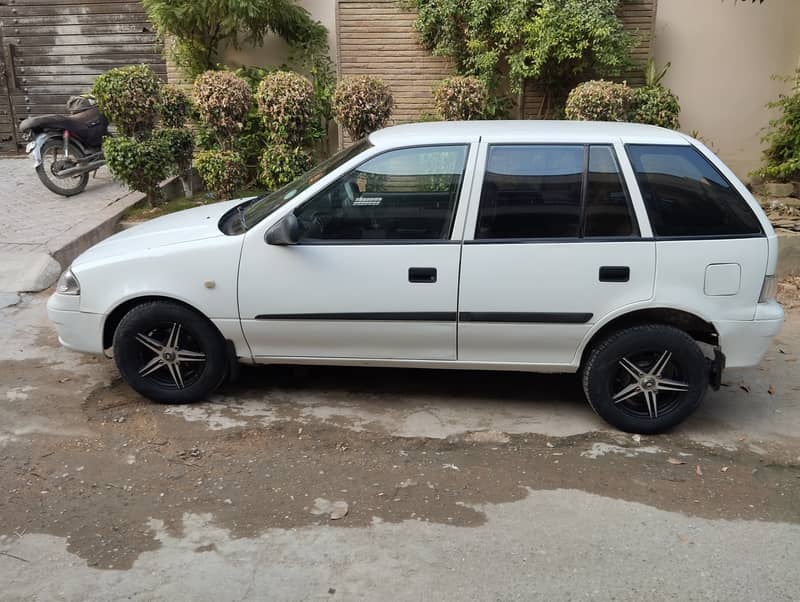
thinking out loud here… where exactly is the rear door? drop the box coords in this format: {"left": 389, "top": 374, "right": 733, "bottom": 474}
{"left": 457, "top": 142, "right": 656, "bottom": 366}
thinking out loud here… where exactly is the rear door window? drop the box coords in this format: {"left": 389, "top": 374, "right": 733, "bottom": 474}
{"left": 584, "top": 146, "right": 636, "bottom": 237}
{"left": 475, "top": 144, "right": 638, "bottom": 239}
{"left": 626, "top": 144, "right": 762, "bottom": 237}
{"left": 476, "top": 145, "right": 583, "bottom": 239}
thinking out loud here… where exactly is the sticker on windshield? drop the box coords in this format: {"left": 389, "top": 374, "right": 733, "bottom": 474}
{"left": 353, "top": 196, "right": 383, "bottom": 206}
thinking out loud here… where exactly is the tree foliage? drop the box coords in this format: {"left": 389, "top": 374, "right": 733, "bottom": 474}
{"left": 143, "top": 0, "right": 328, "bottom": 79}
{"left": 757, "top": 73, "right": 800, "bottom": 182}
{"left": 405, "top": 0, "right": 633, "bottom": 114}
{"left": 508, "top": 0, "right": 633, "bottom": 93}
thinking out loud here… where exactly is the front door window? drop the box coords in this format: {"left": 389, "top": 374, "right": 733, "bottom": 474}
{"left": 295, "top": 145, "right": 469, "bottom": 241}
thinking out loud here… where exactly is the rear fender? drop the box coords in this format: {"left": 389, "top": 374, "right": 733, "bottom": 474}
{"left": 26, "top": 132, "right": 86, "bottom": 168}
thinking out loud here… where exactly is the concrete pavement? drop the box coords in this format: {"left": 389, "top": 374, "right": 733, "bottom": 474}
{"left": 0, "top": 157, "right": 140, "bottom": 293}
{"left": 1, "top": 293, "right": 799, "bottom": 600}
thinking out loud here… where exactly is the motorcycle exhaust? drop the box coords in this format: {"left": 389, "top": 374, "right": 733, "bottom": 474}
{"left": 55, "top": 160, "right": 105, "bottom": 178}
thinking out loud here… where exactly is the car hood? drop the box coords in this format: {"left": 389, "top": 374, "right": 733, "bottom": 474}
{"left": 73, "top": 198, "right": 251, "bottom": 267}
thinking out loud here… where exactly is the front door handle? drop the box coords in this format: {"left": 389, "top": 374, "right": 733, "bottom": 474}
{"left": 599, "top": 266, "right": 630, "bottom": 282}
{"left": 409, "top": 267, "right": 437, "bottom": 283}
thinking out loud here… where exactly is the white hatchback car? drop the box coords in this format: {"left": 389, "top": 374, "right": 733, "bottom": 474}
{"left": 48, "top": 121, "right": 784, "bottom": 433}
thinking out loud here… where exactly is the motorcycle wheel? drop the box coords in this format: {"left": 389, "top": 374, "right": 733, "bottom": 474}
{"left": 35, "top": 138, "right": 90, "bottom": 197}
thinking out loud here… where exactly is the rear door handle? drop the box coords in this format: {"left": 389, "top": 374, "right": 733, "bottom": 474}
{"left": 599, "top": 266, "right": 630, "bottom": 282}
{"left": 409, "top": 267, "right": 437, "bottom": 283}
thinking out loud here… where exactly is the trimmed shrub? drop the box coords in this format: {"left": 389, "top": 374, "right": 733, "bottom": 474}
{"left": 256, "top": 70, "right": 315, "bottom": 146}
{"left": 632, "top": 85, "right": 681, "bottom": 130}
{"left": 103, "top": 135, "right": 171, "bottom": 205}
{"left": 332, "top": 75, "right": 393, "bottom": 140}
{"left": 193, "top": 71, "right": 253, "bottom": 147}
{"left": 159, "top": 85, "right": 192, "bottom": 128}
{"left": 258, "top": 142, "right": 313, "bottom": 190}
{"left": 564, "top": 80, "right": 634, "bottom": 122}
{"left": 433, "top": 76, "right": 489, "bottom": 121}
{"left": 195, "top": 149, "right": 248, "bottom": 199}
{"left": 153, "top": 127, "right": 194, "bottom": 174}
{"left": 92, "top": 64, "right": 162, "bottom": 137}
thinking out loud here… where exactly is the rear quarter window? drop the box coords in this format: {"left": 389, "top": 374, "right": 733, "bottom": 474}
{"left": 626, "top": 144, "right": 762, "bottom": 237}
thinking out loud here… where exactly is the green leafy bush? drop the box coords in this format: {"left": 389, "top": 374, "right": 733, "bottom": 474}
{"left": 103, "top": 135, "right": 171, "bottom": 205}
{"left": 195, "top": 149, "right": 248, "bottom": 199}
{"left": 160, "top": 85, "right": 192, "bottom": 128}
{"left": 631, "top": 86, "right": 680, "bottom": 129}
{"left": 154, "top": 127, "right": 194, "bottom": 174}
{"left": 194, "top": 71, "right": 253, "bottom": 148}
{"left": 433, "top": 76, "right": 489, "bottom": 121}
{"left": 143, "top": 0, "right": 328, "bottom": 80}
{"left": 757, "top": 74, "right": 800, "bottom": 182}
{"left": 405, "top": 0, "right": 632, "bottom": 115}
{"left": 92, "top": 64, "right": 162, "bottom": 137}
{"left": 258, "top": 142, "right": 312, "bottom": 190}
{"left": 508, "top": 0, "right": 633, "bottom": 93}
{"left": 565, "top": 80, "right": 634, "bottom": 122}
{"left": 256, "top": 70, "right": 315, "bottom": 145}
{"left": 332, "top": 75, "right": 394, "bottom": 140}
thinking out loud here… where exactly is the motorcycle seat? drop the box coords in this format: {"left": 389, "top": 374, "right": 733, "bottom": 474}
{"left": 20, "top": 106, "right": 109, "bottom": 147}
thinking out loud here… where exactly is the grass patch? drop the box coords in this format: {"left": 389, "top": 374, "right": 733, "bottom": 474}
{"left": 122, "top": 187, "right": 267, "bottom": 222}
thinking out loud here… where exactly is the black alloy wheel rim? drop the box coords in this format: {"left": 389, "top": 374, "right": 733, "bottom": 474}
{"left": 609, "top": 349, "right": 691, "bottom": 420}
{"left": 134, "top": 321, "right": 207, "bottom": 390}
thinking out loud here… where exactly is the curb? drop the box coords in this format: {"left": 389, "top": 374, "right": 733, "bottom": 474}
{"left": 45, "top": 175, "right": 187, "bottom": 269}
{"left": 46, "top": 189, "right": 144, "bottom": 269}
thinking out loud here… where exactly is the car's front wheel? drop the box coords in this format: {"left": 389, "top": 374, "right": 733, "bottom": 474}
{"left": 582, "top": 324, "right": 709, "bottom": 434}
{"left": 113, "top": 301, "right": 228, "bottom": 403}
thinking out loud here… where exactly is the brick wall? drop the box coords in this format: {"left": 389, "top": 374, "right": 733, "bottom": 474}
{"left": 336, "top": 0, "right": 452, "bottom": 144}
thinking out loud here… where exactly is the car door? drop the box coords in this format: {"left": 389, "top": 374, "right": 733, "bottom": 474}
{"left": 457, "top": 142, "right": 656, "bottom": 366}
{"left": 238, "top": 143, "right": 475, "bottom": 361}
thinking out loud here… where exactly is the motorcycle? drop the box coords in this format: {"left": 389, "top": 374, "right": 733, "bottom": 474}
{"left": 19, "top": 96, "right": 109, "bottom": 197}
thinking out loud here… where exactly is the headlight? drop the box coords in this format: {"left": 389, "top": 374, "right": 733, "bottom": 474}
{"left": 56, "top": 268, "right": 81, "bottom": 295}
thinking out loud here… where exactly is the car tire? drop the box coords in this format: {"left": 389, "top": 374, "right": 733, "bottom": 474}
{"left": 582, "top": 324, "right": 709, "bottom": 434}
{"left": 113, "top": 301, "right": 228, "bottom": 404}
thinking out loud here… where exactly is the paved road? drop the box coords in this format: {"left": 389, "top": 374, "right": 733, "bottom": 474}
{"left": 0, "top": 158, "right": 127, "bottom": 249}
{"left": 0, "top": 158, "right": 137, "bottom": 292}
{"left": 1, "top": 294, "right": 799, "bottom": 600}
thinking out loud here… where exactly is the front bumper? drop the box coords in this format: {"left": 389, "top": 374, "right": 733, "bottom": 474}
{"left": 46, "top": 293, "right": 105, "bottom": 354}
{"left": 715, "top": 301, "right": 784, "bottom": 369}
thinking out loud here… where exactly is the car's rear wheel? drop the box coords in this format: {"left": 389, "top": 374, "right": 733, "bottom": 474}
{"left": 113, "top": 301, "right": 227, "bottom": 404}
{"left": 582, "top": 324, "right": 709, "bottom": 434}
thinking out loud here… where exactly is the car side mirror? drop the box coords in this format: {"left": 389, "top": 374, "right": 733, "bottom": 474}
{"left": 265, "top": 213, "right": 300, "bottom": 245}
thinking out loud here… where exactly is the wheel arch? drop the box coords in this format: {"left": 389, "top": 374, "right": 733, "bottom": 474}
{"left": 578, "top": 307, "right": 719, "bottom": 369}
{"left": 102, "top": 294, "right": 214, "bottom": 351}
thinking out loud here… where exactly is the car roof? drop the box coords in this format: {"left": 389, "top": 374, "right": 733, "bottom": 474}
{"left": 369, "top": 120, "right": 690, "bottom": 146}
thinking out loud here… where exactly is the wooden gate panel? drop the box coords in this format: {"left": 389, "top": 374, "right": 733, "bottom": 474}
{"left": 0, "top": 0, "right": 165, "bottom": 153}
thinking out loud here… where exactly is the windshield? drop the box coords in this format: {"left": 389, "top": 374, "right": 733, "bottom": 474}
{"left": 242, "top": 138, "right": 373, "bottom": 229}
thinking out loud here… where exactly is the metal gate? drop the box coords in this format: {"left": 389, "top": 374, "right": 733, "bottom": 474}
{"left": 0, "top": 0, "right": 166, "bottom": 154}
